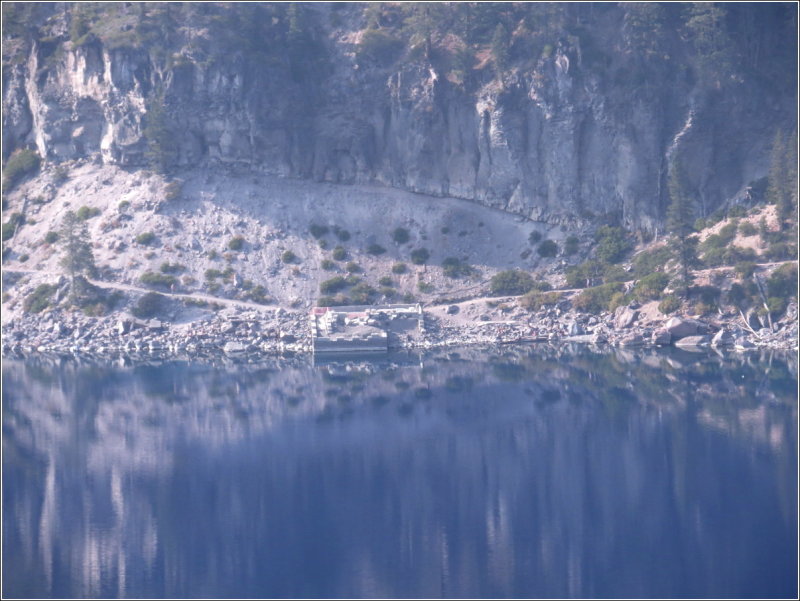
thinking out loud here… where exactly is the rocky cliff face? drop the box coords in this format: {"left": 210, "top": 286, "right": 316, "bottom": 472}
{"left": 3, "top": 3, "right": 797, "bottom": 231}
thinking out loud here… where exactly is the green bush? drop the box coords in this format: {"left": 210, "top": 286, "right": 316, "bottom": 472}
{"left": 528, "top": 231, "right": 542, "bottom": 245}
{"left": 367, "top": 243, "right": 386, "bottom": 255}
{"left": 282, "top": 250, "right": 297, "bottom": 263}
{"left": 333, "top": 226, "right": 350, "bottom": 241}
{"left": 132, "top": 292, "right": 166, "bottom": 318}
{"left": 417, "top": 281, "right": 434, "bottom": 293}
{"left": 392, "top": 227, "right": 410, "bottom": 244}
{"left": 564, "top": 235, "right": 580, "bottom": 255}
{"left": 734, "top": 261, "right": 756, "bottom": 279}
{"left": 392, "top": 262, "right": 407, "bottom": 274}
{"left": 320, "top": 276, "right": 348, "bottom": 294}
{"left": 766, "top": 296, "right": 786, "bottom": 315}
{"left": 566, "top": 260, "right": 604, "bottom": 288}
{"left": 321, "top": 259, "right": 335, "bottom": 271}
{"left": 410, "top": 248, "right": 429, "bottom": 265}
{"left": 739, "top": 222, "right": 757, "bottom": 236}
{"left": 118, "top": 200, "right": 131, "bottom": 212}
{"left": 160, "top": 262, "right": 185, "bottom": 274}
{"left": 690, "top": 285, "right": 721, "bottom": 308}
{"left": 135, "top": 232, "right": 156, "bottom": 245}
{"left": 442, "top": 257, "right": 475, "bottom": 278}
{"left": 490, "top": 270, "right": 534, "bottom": 296}
{"left": 18, "top": 253, "right": 29, "bottom": 262}
{"left": 378, "top": 276, "right": 394, "bottom": 286}
{"left": 764, "top": 241, "right": 797, "bottom": 261}
{"left": 44, "top": 230, "right": 59, "bottom": 244}
{"left": 332, "top": 246, "right": 347, "bottom": 261}
{"left": 76, "top": 205, "right": 101, "bottom": 220}
{"left": 537, "top": 239, "right": 558, "bottom": 258}
{"left": 345, "top": 261, "right": 361, "bottom": 273}
{"left": 310, "top": 223, "right": 329, "bottom": 238}
{"left": 350, "top": 282, "right": 376, "bottom": 304}
{"left": 2, "top": 213, "right": 25, "bottom": 241}
{"left": 228, "top": 236, "right": 245, "bottom": 251}
{"left": 23, "top": 284, "right": 56, "bottom": 313}
{"left": 2, "top": 148, "right": 40, "bottom": 190}
{"left": 632, "top": 246, "right": 672, "bottom": 277}
{"left": 164, "top": 181, "right": 182, "bottom": 201}
{"left": 380, "top": 286, "right": 396, "bottom": 299}
{"left": 658, "top": 295, "right": 681, "bottom": 314}
{"left": 725, "top": 283, "right": 751, "bottom": 309}
{"left": 357, "top": 27, "right": 404, "bottom": 65}
{"left": 766, "top": 263, "right": 798, "bottom": 301}
{"left": 139, "top": 271, "right": 178, "bottom": 289}
{"left": 595, "top": 226, "right": 630, "bottom": 264}
{"left": 694, "top": 218, "right": 707, "bottom": 232}
{"left": 519, "top": 290, "right": 560, "bottom": 311}
{"left": 205, "top": 268, "right": 223, "bottom": 280}
{"left": 573, "top": 282, "right": 624, "bottom": 313}
{"left": 632, "top": 272, "right": 670, "bottom": 301}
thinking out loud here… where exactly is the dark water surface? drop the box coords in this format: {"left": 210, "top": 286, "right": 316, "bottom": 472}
{"left": 3, "top": 346, "right": 797, "bottom": 599}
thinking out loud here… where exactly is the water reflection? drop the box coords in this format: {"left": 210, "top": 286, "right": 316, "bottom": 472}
{"left": 3, "top": 346, "right": 797, "bottom": 598}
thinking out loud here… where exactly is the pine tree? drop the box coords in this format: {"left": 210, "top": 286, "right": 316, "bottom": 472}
{"left": 666, "top": 160, "right": 698, "bottom": 298}
{"left": 491, "top": 24, "right": 510, "bottom": 81}
{"left": 59, "top": 210, "right": 97, "bottom": 299}
{"left": 143, "top": 91, "right": 175, "bottom": 174}
{"left": 780, "top": 128, "right": 798, "bottom": 231}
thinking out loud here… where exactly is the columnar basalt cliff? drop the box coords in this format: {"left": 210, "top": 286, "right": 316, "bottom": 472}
{"left": 3, "top": 3, "right": 797, "bottom": 230}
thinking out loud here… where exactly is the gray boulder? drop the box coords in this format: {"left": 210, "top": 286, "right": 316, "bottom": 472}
{"left": 652, "top": 329, "right": 672, "bottom": 345}
{"left": 615, "top": 306, "right": 639, "bottom": 329}
{"left": 619, "top": 333, "right": 645, "bottom": 346}
{"left": 711, "top": 329, "right": 735, "bottom": 347}
{"left": 665, "top": 317, "right": 708, "bottom": 339}
{"left": 674, "top": 335, "right": 711, "bottom": 347}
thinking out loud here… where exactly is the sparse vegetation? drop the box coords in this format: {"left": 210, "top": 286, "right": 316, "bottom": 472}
{"left": 631, "top": 272, "right": 670, "bottom": 301}
{"left": 490, "top": 270, "right": 534, "bottom": 296}
{"left": 44, "top": 231, "right": 59, "bottom": 244}
{"left": 573, "top": 282, "right": 625, "bottom": 313}
{"left": 140, "top": 271, "right": 178, "bottom": 289}
{"left": 321, "top": 259, "right": 335, "bottom": 271}
{"left": 164, "top": 180, "right": 182, "bottom": 200}
{"left": 519, "top": 290, "right": 560, "bottom": 311}
{"left": 564, "top": 235, "right": 580, "bottom": 255}
{"left": 417, "top": 280, "right": 434, "bottom": 293}
{"left": 367, "top": 243, "right": 386, "bottom": 255}
{"left": 658, "top": 295, "right": 681, "bottom": 314}
{"left": 332, "top": 245, "right": 347, "bottom": 261}
{"left": 2, "top": 148, "right": 40, "bottom": 190}
{"left": 378, "top": 276, "right": 394, "bottom": 286}
{"left": 160, "top": 262, "right": 186, "bottom": 274}
{"left": 23, "top": 284, "right": 57, "bottom": 313}
{"left": 282, "top": 249, "right": 297, "bottom": 263}
{"left": 76, "top": 205, "right": 101, "bottom": 220}
{"left": 2, "top": 213, "right": 25, "bottom": 241}
{"left": 333, "top": 226, "right": 351, "bottom": 241}
{"left": 310, "top": 223, "right": 329, "bottom": 238}
{"left": 132, "top": 292, "right": 166, "bottom": 319}
{"left": 392, "top": 262, "right": 407, "bottom": 274}
{"left": 528, "top": 231, "right": 542, "bottom": 245}
{"left": 345, "top": 261, "right": 361, "bottom": 273}
{"left": 320, "top": 276, "right": 348, "bottom": 294}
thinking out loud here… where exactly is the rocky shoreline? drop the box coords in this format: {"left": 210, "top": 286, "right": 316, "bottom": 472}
{"left": 2, "top": 299, "right": 797, "bottom": 362}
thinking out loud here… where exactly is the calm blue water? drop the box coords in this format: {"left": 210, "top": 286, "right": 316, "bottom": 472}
{"left": 3, "top": 346, "right": 797, "bottom": 599}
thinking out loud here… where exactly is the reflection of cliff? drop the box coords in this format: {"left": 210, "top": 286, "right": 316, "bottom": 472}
{"left": 2, "top": 348, "right": 797, "bottom": 598}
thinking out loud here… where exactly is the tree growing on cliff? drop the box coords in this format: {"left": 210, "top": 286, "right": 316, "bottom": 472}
{"left": 59, "top": 210, "right": 97, "bottom": 299}
{"left": 666, "top": 160, "right": 698, "bottom": 298}
{"left": 143, "top": 92, "right": 176, "bottom": 174}
{"left": 767, "top": 129, "right": 799, "bottom": 231}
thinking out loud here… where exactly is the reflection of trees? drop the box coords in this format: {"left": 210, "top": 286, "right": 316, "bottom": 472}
{"left": 2, "top": 348, "right": 797, "bottom": 598}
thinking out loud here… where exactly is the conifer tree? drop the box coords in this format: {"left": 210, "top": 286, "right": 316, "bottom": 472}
{"left": 666, "top": 160, "right": 698, "bottom": 298}
{"left": 59, "top": 210, "right": 96, "bottom": 299}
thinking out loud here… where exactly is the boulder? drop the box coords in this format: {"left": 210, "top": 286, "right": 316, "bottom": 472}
{"left": 223, "top": 341, "right": 246, "bottom": 354}
{"left": 567, "top": 321, "right": 584, "bottom": 336}
{"left": 674, "top": 335, "right": 711, "bottom": 347}
{"left": 665, "top": 317, "right": 707, "bottom": 339}
{"left": 615, "top": 306, "right": 639, "bottom": 329}
{"left": 619, "top": 333, "right": 645, "bottom": 346}
{"left": 711, "top": 329, "right": 735, "bottom": 347}
{"left": 652, "top": 329, "right": 672, "bottom": 345}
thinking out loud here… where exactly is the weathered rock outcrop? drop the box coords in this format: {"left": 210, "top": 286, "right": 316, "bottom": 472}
{"left": 3, "top": 3, "right": 797, "bottom": 231}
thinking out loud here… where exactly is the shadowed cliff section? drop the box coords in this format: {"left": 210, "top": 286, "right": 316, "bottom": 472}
{"left": 2, "top": 3, "right": 797, "bottom": 230}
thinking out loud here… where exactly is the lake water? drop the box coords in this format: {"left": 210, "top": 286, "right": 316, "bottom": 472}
{"left": 3, "top": 346, "right": 797, "bottom": 599}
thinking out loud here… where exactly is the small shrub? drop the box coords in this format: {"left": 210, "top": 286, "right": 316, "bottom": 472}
{"left": 528, "top": 231, "right": 542, "bottom": 245}
{"left": 573, "top": 282, "right": 624, "bottom": 313}
{"left": 321, "top": 259, "right": 335, "bottom": 271}
{"left": 228, "top": 236, "right": 245, "bottom": 251}
{"left": 410, "top": 248, "right": 429, "bottom": 265}
{"left": 392, "top": 262, "right": 407, "bottom": 274}
{"left": 132, "top": 292, "right": 166, "bottom": 318}
{"left": 350, "top": 282, "right": 376, "bottom": 304}
{"left": 135, "top": 232, "right": 156, "bottom": 245}
{"left": 367, "top": 243, "right": 386, "bottom": 255}
{"left": 632, "top": 272, "right": 670, "bottom": 301}
{"left": 380, "top": 286, "right": 396, "bottom": 299}
{"left": 378, "top": 276, "right": 393, "bottom": 286}
{"left": 247, "top": 285, "right": 271, "bottom": 304}
{"left": 739, "top": 222, "right": 757, "bottom": 236}
{"left": 205, "top": 268, "right": 222, "bottom": 280}
{"left": 333, "top": 226, "right": 350, "bottom": 241}
{"left": 764, "top": 241, "right": 797, "bottom": 261}
{"left": 345, "top": 261, "right": 361, "bottom": 273}
{"left": 766, "top": 263, "right": 798, "bottom": 301}
{"left": 310, "top": 223, "right": 329, "bottom": 238}
{"left": 519, "top": 290, "right": 560, "bottom": 311}
{"left": 417, "top": 281, "right": 434, "bottom": 293}
{"left": 23, "top": 284, "right": 57, "bottom": 314}
{"left": 392, "top": 227, "right": 410, "bottom": 244}
{"left": 76, "top": 205, "right": 101, "bottom": 220}
{"left": 320, "top": 276, "right": 348, "bottom": 294}
{"left": 734, "top": 261, "right": 756, "bottom": 279}
{"left": 657, "top": 295, "right": 681, "bottom": 315}
{"left": 537, "top": 239, "right": 558, "bottom": 258}
{"left": 766, "top": 296, "right": 786, "bottom": 315}
{"left": 140, "top": 271, "right": 178, "bottom": 289}
{"left": 118, "top": 200, "right": 131, "bottom": 212}
{"left": 282, "top": 249, "right": 297, "bottom": 263}
{"left": 18, "top": 253, "right": 29, "bottom": 263}
{"left": 2, "top": 148, "right": 40, "bottom": 190}
{"left": 181, "top": 275, "right": 196, "bottom": 286}
{"left": 595, "top": 226, "right": 630, "bottom": 264}
{"left": 632, "top": 246, "right": 672, "bottom": 277}
{"left": 694, "top": 218, "right": 707, "bottom": 232}
{"left": 164, "top": 180, "right": 182, "bottom": 200}
{"left": 332, "top": 246, "right": 347, "bottom": 261}
{"left": 2, "top": 213, "right": 25, "bottom": 241}
{"left": 160, "top": 262, "right": 186, "bottom": 274}
{"left": 490, "top": 270, "right": 534, "bottom": 296}
{"left": 442, "top": 257, "right": 475, "bottom": 278}
{"left": 564, "top": 235, "right": 580, "bottom": 255}
{"left": 402, "top": 293, "right": 416, "bottom": 303}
